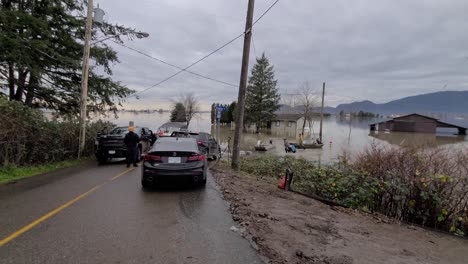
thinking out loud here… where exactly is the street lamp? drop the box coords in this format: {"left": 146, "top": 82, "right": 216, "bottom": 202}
{"left": 77, "top": 2, "right": 148, "bottom": 159}
{"left": 94, "top": 5, "right": 105, "bottom": 24}
{"left": 92, "top": 4, "right": 149, "bottom": 45}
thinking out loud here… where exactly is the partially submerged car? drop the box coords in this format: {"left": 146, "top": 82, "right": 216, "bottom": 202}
{"left": 170, "top": 131, "right": 221, "bottom": 160}
{"left": 141, "top": 137, "right": 207, "bottom": 188}
{"left": 156, "top": 122, "right": 188, "bottom": 137}
{"left": 95, "top": 126, "right": 154, "bottom": 163}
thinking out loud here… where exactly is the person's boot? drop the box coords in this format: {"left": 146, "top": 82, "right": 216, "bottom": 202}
{"left": 126, "top": 164, "right": 130, "bottom": 168}
{"left": 133, "top": 163, "right": 138, "bottom": 167}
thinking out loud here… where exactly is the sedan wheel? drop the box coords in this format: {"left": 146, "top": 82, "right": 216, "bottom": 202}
{"left": 137, "top": 147, "right": 142, "bottom": 161}
{"left": 142, "top": 180, "right": 152, "bottom": 189}
{"left": 200, "top": 167, "right": 207, "bottom": 186}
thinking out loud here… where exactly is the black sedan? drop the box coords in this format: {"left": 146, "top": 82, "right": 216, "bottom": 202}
{"left": 141, "top": 137, "right": 207, "bottom": 188}
{"left": 170, "top": 131, "right": 221, "bottom": 160}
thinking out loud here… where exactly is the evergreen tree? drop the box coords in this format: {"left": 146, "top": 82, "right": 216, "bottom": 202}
{"left": 0, "top": 0, "right": 139, "bottom": 115}
{"left": 170, "top": 102, "right": 186, "bottom": 122}
{"left": 220, "top": 104, "right": 229, "bottom": 123}
{"left": 245, "top": 53, "right": 280, "bottom": 132}
{"left": 227, "top": 101, "right": 237, "bottom": 123}
{"left": 210, "top": 103, "right": 216, "bottom": 124}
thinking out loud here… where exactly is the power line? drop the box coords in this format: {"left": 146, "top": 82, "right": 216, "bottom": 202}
{"left": 131, "top": 33, "right": 244, "bottom": 97}
{"left": 251, "top": 34, "right": 258, "bottom": 59}
{"left": 252, "top": 0, "right": 280, "bottom": 26}
{"left": 131, "top": 0, "right": 280, "bottom": 97}
{"left": 113, "top": 41, "right": 237, "bottom": 87}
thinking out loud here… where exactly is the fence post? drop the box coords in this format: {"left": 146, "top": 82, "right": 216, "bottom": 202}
{"left": 285, "top": 168, "right": 294, "bottom": 191}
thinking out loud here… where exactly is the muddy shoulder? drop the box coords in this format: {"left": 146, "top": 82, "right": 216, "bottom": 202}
{"left": 211, "top": 166, "right": 468, "bottom": 264}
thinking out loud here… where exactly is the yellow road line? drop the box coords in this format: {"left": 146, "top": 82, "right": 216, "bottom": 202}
{"left": 0, "top": 166, "right": 135, "bottom": 247}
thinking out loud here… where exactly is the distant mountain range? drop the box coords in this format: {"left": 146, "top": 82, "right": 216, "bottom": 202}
{"left": 333, "top": 91, "right": 468, "bottom": 114}
{"left": 279, "top": 91, "right": 468, "bottom": 115}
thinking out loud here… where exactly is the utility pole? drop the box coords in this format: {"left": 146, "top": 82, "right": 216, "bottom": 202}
{"left": 319, "top": 82, "right": 326, "bottom": 143}
{"left": 78, "top": 0, "right": 94, "bottom": 159}
{"left": 216, "top": 111, "right": 220, "bottom": 143}
{"left": 232, "top": 0, "right": 255, "bottom": 170}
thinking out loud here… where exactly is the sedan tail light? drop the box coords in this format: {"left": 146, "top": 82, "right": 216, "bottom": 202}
{"left": 144, "top": 155, "right": 161, "bottom": 161}
{"left": 187, "top": 154, "right": 205, "bottom": 161}
{"left": 197, "top": 141, "right": 206, "bottom": 146}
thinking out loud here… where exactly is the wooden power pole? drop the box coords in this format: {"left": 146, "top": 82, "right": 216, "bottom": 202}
{"left": 319, "top": 82, "right": 326, "bottom": 143}
{"left": 78, "top": 0, "right": 94, "bottom": 159}
{"left": 231, "top": 0, "right": 255, "bottom": 170}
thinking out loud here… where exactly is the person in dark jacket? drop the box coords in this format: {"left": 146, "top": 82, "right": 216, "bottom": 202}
{"left": 283, "top": 138, "right": 290, "bottom": 153}
{"left": 124, "top": 126, "right": 140, "bottom": 167}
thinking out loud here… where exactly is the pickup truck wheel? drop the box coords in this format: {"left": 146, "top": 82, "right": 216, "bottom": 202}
{"left": 97, "top": 157, "right": 108, "bottom": 164}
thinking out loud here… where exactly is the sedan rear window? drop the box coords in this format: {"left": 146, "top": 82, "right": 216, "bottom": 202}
{"left": 152, "top": 137, "right": 199, "bottom": 152}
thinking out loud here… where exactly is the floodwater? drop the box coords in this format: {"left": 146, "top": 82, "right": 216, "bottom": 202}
{"left": 99, "top": 111, "right": 468, "bottom": 163}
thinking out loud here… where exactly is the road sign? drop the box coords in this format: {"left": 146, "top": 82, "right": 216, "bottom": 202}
{"left": 215, "top": 106, "right": 226, "bottom": 111}
{"left": 216, "top": 110, "right": 222, "bottom": 119}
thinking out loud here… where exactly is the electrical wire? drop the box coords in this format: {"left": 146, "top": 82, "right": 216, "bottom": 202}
{"left": 252, "top": 0, "right": 280, "bottom": 27}
{"left": 130, "top": 33, "right": 244, "bottom": 97}
{"left": 112, "top": 41, "right": 237, "bottom": 87}
{"left": 131, "top": 0, "right": 281, "bottom": 98}
{"left": 251, "top": 34, "right": 258, "bottom": 59}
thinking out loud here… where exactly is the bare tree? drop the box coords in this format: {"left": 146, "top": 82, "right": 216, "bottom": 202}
{"left": 296, "top": 82, "right": 319, "bottom": 135}
{"left": 180, "top": 93, "right": 200, "bottom": 127}
{"left": 280, "top": 90, "right": 298, "bottom": 113}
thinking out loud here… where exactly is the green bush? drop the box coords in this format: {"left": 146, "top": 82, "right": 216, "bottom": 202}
{"left": 352, "top": 145, "right": 468, "bottom": 237}
{"left": 240, "top": 155, "right": 379, "bottom": 210}
{"left": 0, "top": 98, "right": 113, "bottom": 166}
{"left": 239, "top": 147, "right": 468, "bottom": 237}
{"left": 239, "top": 155, "right": 315, "bottom": 178}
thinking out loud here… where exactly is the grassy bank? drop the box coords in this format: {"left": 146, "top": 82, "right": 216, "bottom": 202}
{"left": 238, "top": 146, "right": 468, "bottom": 237}
{"left": 0, "top": 159, "right": 83, "bottom": 184}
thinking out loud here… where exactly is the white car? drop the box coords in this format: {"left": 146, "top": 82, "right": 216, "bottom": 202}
{"left": 157, "top": 122, "right": 188, "bottom": 137}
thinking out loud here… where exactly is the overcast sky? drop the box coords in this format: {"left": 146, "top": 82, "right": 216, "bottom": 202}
{"left": 96, "top": 0, "right": 468, "bottom": 109}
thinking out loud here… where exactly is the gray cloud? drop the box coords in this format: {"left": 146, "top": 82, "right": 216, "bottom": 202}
{"left": 96, "top": 0, "right": 468, "bottom": 108}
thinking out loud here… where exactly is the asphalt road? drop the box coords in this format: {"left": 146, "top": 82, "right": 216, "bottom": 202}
{"left": 0, "top": 160, "right": 263, "bottom": 264}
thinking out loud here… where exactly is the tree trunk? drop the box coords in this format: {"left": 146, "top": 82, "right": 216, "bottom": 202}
{"left": 8, "top": 63, "right": 15, "bottom": 100}
{"left": 302, "top": 118, "right": 307, "bottom": 135}
{"left": 14, "top": 70, "right": 29, "bottom": 102}
{"left": 25, "top": 72, "right": 38, "bottom": 106}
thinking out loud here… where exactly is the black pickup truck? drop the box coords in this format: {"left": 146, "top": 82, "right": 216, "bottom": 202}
{"left": 95, "top": 126, "right": 156, "bottom": 163}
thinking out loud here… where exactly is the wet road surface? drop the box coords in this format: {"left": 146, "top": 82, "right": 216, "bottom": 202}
{"left": 0, "top": 161, "right": 262, "bottom": 264}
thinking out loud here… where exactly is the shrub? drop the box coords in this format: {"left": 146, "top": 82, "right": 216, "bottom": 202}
{"left": 240, "top": 155, "right": 380, "bottom": 210}
{"left": 352, "top": 144, "right": 468, "bottom": 236}
{"left": 239, "top": 145, "right": 468, "bottom": 237}
{"left": 0, "top": 98, "right": 113, "bottom": 166}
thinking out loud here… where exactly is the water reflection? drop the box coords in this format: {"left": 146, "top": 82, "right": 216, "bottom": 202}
{"left": 369, "top": 131, "right": 466, "bottom": 148}
{"left": 98, "top": 112, "right": 467, "bottom": 163}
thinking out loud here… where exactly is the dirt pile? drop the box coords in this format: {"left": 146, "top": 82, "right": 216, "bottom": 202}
{"left": 211, "top": 166, "right": 468, "bottom": 264}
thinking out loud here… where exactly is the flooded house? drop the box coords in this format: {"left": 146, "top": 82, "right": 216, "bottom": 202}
{"left": 271, "top": 113, "right": 305, "bottom": 137}
{"left": 369, "top": 113, "right": 467, "bottom": 135}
